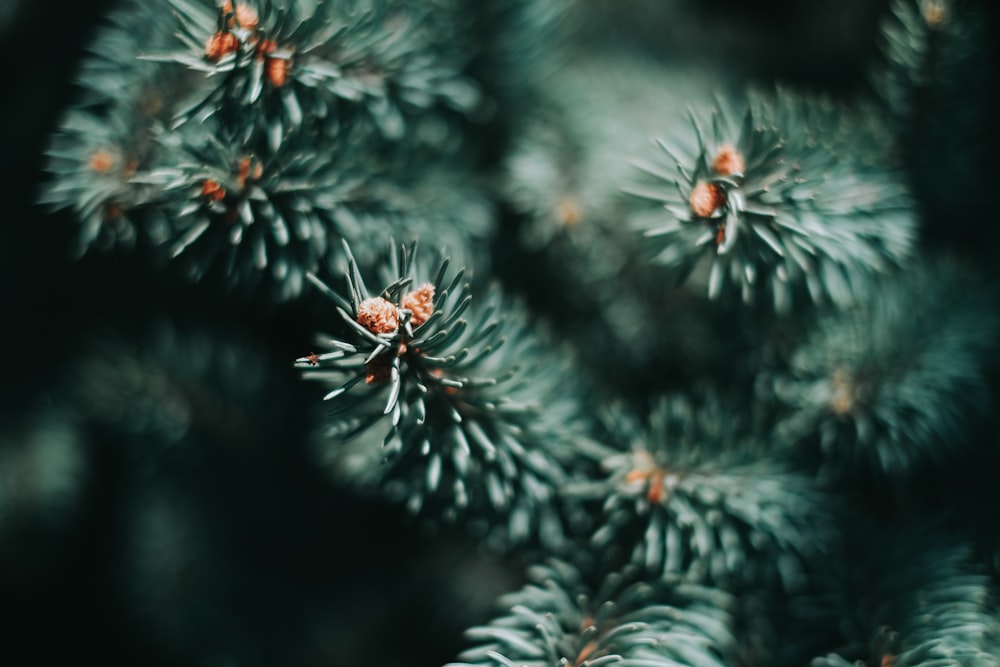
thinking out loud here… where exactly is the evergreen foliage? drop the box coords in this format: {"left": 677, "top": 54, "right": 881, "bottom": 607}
{"left": 578, "top": 394, "right": 836, "bottom": 592}
{"left": 809, "top": 525, "right": 1000, "bottom": 666}
{"left": 447, "top": 559, "right": 737, "bottom": 667}
{"left": 299, "top": 242, "right": 595, "bottom": 549}
{"left": 766, "top": 257, "right": 999, "bottom": 486}
{"left": 151, "top": 0, "right": 481, "bottom": 140}
{"left": 6, "top": 0, "right": 1000, "bottom": 665}
{"left": 628, "top": 88, "right": 915, "bottom": 312}
{"left": 41, "top": 0, "right": 496, "bottom": 300}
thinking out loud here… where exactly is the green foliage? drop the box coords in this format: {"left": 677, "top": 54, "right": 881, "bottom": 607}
{"left": 577, "top": 394, "right": 837, "bottom": 592}
{"left": 502, "top": 51, "right": 723, "bottom": 254}
{"left": 447, "top": 559, "right": 736, "bottom": 667}
{"left": 42, "top": 0, "right": 496, "bottom": 300}
{"left": 40, "top": 1, "right": 188, "bottom": 253}
{"left": 810, "top": 525, "right": 1000, "bottom": 666}
{"left": 629, "top": 88, "right": 916, "bottom": 312}
{"left": 153, "top": 0, "right": 481, "bottom": 141}
{"left": 14, "top": 0, "right": 1000, "bottom": 664}
{"left": 765, "top": 257, "right": 999, "bottom": 486}
{"left": 299, "top": 242, "right": 595, "bottom": 549}
{"left": 497, "top": 51, "right": 747, "bottom": 392}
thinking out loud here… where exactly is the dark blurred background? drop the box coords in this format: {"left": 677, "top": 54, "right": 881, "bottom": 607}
{"left": 0, "top": 1, "right": 997, "bottom": 665}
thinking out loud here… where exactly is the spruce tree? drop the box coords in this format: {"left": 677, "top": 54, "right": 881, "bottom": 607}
{"left": 2, "top": 0, "right": 999, "bottom": 665}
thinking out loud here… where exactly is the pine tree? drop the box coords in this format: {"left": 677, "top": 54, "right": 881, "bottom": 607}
{"left": 3, "top": 0, "right": 999, "bottom": 666}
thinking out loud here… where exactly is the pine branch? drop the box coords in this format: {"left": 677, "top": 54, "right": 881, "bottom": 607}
{"left": 138, "top": 119, "right": 383, "bottom": 299}
{"left": 574, "top": 393, "right": 837, "bottom": 592}
{"left": 149, "top": 0, "right": 481, "bottom": 141}
{"left": 39, "top": 1, "right": 185, "bottom": 254}
{"left": 446, "top": 559, "right": 737, "bottom": 667}
{"left": 497, "top": 53, "right": 757, "bottom": 396}
{"left": 41, "top": 0, "right": 497, "bottom": 300}
{"left": 765, "top": 257, "right": 1000, "bottom": 486}
{"left": 70, "top": 317, "right": 293, "bottom": 451}
{"left": 41, "top": 104, "right": 172, "bottom": 254}
{"left": 299, "top": 242, "right": 597, "bottom": 549}
{"left": 629, "top": 88, "right": 916, "bottom": 312}
{"left": 502, "top": 53, "right": 724, "bottom": 257}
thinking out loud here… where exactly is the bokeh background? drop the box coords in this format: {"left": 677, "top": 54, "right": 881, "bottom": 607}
{"left": 1, "top": 1, "right": 998, "bottom": 665}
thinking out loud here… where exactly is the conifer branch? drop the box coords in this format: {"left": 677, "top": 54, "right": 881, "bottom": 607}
{"left": 577, "top": 394, "right": 837, "bottom": 591}
{"left": 151, "top": 0, "right": 481, "bottom": 139}
{"left": 765, "top": 258, "right": 1000, "bottom": 485}
{"left": 447, "top": 560, "right": 737, "bottom": 667}
{"left": 300, "top": 242, "right": 596, "bottom": 549}
{"left": 630, "top": 89, "right": 916, "bottom": 312}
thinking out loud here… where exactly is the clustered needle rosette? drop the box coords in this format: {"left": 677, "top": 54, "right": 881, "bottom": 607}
{"left": 446, "top": 559, "right": 736, "bottom": 667}
{"left": 42, "top": 106, "right": 171, "bottom": 254}
{"left": 138, "top": 120, "right": 384, "bottom": 299}
{"left": 156, "top": 0, "right": 481, "bottom": 142}
{"left": 766, "top": 258, "right": 999, "bottom": 486}
{"left": 629, "top": 89, "right": 916, "bottom": 312}
{"left": 298, "top": 243, "right": 594, "bottom": 549}
{"left": 43, "top": 0, "right": 494, "bottom": 301}
{"left": 575, "top": 394, "right": 835, "bottom": 591}
{"left": 40, "top": 0, "right": 184, "bottom": 254}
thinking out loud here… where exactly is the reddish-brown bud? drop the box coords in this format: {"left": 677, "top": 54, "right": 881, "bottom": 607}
{"left": 689, "top": 181, "right": 725, "bottom": 218}
{"left": 356, "top": 297, "right": 399, "bottom": 334}
{"left": 555, "top": 197, "right": 583, "bottom": 226}
{"left": 255, "top": 38, "right": 277, "bottom": 57}
{"left": 923, "top": 0, "right": 946, "bottom": 28}
{"left": 646, "top": 469, "right": 667, "bottom": 504}
{"left": 265, "top": 56, "right": 290, "bottom": 87}
{"left": 401, "top": 283, "right": 435, "bottom": 327}
{"left": 205, "top": 31, "right": 239, "bottom": 61}
{"left": 201, "top": 179, "right": 226, "bottom": 201}
{"left": 829, "top": 367, "right": 856, "bottom": 416}
{"left": 712, "top": 144, "right": 745, "bottom": 177}
{"left": 236, "top": 156, "right": 263, "bottom": 189}
{"left": 233, "top": 4, "right": 259, "bottom": 30}
{"left": 88, "top": 149, "right": 115, "bottom": 173}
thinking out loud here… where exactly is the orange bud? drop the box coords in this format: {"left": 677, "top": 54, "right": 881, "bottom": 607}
{"left": 234, "top": 4, "right": 259, "bottom": 30}
{"left": 401, "top": 283, "right": 435, "bottom": 327}
{"left": 712, "top": 144, "right": 745, "bottom": 177}
{"left": 356, "top": 297, "right": 399, "bottom": 334}
{"left": 689, "top": 181, "right": 724, "bottom": 218}
{"left": 88, "top": 149, "right": 115, "bottom": 173}
{"left": 555, "top": 197, "right": 583, "bottom": 226}
{"left": 646, "top": 469, "right": 667, "bottom": 504}
{"left": 205, "top": 31, "right": 239, "bottom": 61}
{"left": 201, "top": 179, "right": 226, "bottom": 201}
{"left": 266, "top": 56, "right": 290, "bottom": 87}
{"left": 236, "top": 156, "right": 263, "bottom": 189}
